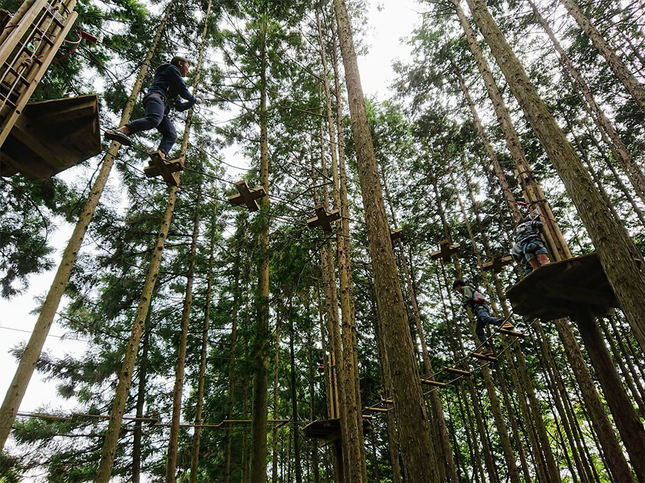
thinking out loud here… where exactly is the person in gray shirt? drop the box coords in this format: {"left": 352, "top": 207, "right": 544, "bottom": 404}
{"left": 453, "top": 279, "right": 513, "bottom": 356}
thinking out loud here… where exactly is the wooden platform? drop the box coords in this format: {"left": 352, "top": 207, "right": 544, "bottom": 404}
{"left": 506, "top": 253, "right": 618, "bottom": 322}
{"left": 307, "top": 204, "right": 340, "bottom": 232}
{"left": 144, "top": 152, "right": 184, "bottom": 187}
{"left": 302, "top": 417, "right": 373, "bottom": 442}
{"left": 228, "top": 180, "right": 266, "bottom": 211}
{"left": 481, "top": 254, "right": 513, "bottom": 273}
{"left": 430, "top": 240, "right": 460, "bottom": 263}
{"left": 0, "top": 94, "right": 101, "bottom": 180}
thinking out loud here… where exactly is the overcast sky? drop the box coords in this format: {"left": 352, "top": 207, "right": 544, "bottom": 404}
{"left": 0, "top": 0, "right": 422, "bottom": 457}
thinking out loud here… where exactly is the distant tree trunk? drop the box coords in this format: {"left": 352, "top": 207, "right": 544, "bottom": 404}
{"left": 190, "top": 202, "right": 218, "bottom": 483}
{"left": 133, "top": 314, "right": 152, "bottom": 483}
{"left": 250, "top": 10, "right": 271, "bottom": 482}
{"left": 272, "top": 325, "right": 280, "bottom": 483}
{"left": 166, "top": 181, "right": 203, "bottom": 482}
{"left": 0, "top": 0, "right": 173, "bottom": 453}
{"left": 332, "top": 0, "right": 437, "bottom": 480}
{"left": 559, "top": 0, "right": 645, "bottom": 110}
{"left": 317, "top": 10, "right": 366, "bottom": 481}
{"left": 465, "top": 0, "right": 645, "bottom": 355}
{"left": 289, "top": 302, "right": 303, "bottom": 483}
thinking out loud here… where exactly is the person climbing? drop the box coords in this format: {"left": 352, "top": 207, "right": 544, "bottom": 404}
{"left": 105, "top": 56, "right": 197, "bottom": 159}
{"left": 453, "top": 279, "right": 513, "bottom": 356}
{"left": 513, "top": 216, "right": 550, "bottom": 271}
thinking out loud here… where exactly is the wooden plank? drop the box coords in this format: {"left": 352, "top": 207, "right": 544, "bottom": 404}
{"left": 471, "top": 352, "right": 497, "bottom": 362}
{"left": 445, "top": 367, "right": 470, "bottom": 376}
{"left": 430, "top": 239, "right": 460, "bottom": 262}
{"left": 364, "top": 407, "right": 391, "bottom": 413}
{"left": 420, "top": 379, "right": 447, "bottom": 388}
{"left": 381, "top": 398, "right": 393, "bottom": 404}
{"left": 497, "top": 328, "right": 526, "bottom": 338}
{"left": 481, "top": 254, "right": 513, "bottom": 273}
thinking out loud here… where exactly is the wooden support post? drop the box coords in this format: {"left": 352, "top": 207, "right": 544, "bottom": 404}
{"left": 227, "top": 180, "right": 267, "bottom": 211}
{"left": 307, "top": 204, "right": 340, "bottom": 232}
{"left": 430, "top": 239, "right": 460, "bottom": 263}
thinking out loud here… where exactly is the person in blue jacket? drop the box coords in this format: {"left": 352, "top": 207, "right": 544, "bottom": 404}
{"left": 105, "top": 56, "right": 197, "bottom": 159}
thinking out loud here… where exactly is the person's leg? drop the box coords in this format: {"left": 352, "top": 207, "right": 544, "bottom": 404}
{"left": 124, "top": 96, "right": 165, "bottom": 135}
{"left": 535, "top": 244, "right": 550, "bottom": 266}
{"left": 474, "top": 312, "right": 488, "bottom": 345}
{"left": 155, "top": 114, "right": 178, "bottom": 157}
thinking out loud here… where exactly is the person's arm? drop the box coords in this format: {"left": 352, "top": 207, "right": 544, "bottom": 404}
{"left": 462, "top": 285, "right": 474, "bottom": 306}
{"left": 171, "top": 67, "right": 196, "bottom": 111}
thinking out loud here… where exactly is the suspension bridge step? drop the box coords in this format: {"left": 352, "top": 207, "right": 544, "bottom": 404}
{"left": 471, "top": 352, "right": 497, "bottom": 362}
{"left": 430, "top": 239, "right": 460, "bottom": 262}
{"left": 445, "top": 367, "right": 470, "bottom": 376}
{"left": 228, "top": 180, "right": 266, "bottom": 211}
{"left": 390, "top": 227, "right": 403, "bottom": 242}
{"left": 481, "top": 254, "right": 513, "bottom": 273}
{"left": 144, "top": 152, "right": 184, "bottom": 187}
{"left": 497, "top": 327, "right": 525, "bottom": 337}
{"left": 303, "top": 417, "right": 373, "bottom": 442}
{"left": 420, "top": 379, "right": 447, "bottom": 388}
{"left": 307, "top": 204, "right": 340, "bottom": 232}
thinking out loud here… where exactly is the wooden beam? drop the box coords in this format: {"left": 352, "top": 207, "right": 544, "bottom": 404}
{"left": 471, "top": 352, "right": 497, "bottom": 362}
{"left": 364, "top": 407, "right": 391, "bottom": 413}
{"left": 430, "top": 239, "right": 460, "bottom": 262}
{"left": 481, "top": 254, "right": 513, "bottom": 273}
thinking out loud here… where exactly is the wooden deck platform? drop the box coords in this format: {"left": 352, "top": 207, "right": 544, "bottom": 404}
{"left": 506, "top": 253, "right": 618, "bottom": 322}
{"left": 0, "top": 94, "right": 100, "bottom": 180}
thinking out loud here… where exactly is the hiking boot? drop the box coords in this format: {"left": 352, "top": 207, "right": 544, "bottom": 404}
{"left": 105, "top": 128, "right": 132, "bottom": 146}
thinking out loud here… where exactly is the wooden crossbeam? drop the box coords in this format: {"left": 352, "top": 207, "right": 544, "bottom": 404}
{"left": 420, "top": 379, "right": 447, "bottom": 388}
{"left": 307, "top": 204, "right": 340, "bottom": 232}
{"left": 430, "top": 239, "right": 460, "bottom": 262}
{"left": 364, "top": 407, "right": 391, "bottom": 413}
{"left": 144, "top": 152, "right": 185, "bottom": 187}
{"left": 390, "top": 228, "right": 403, "bottom": 242}
{"left": 471, "top": 352, "right": 497, "bottom": 362}
{"left": 445, "top": 367, "right": 470, "bottom": 376}
{"left": 481, "top": 254, "right": 513, "bottom": 273}
{"left": 228, "top": 180, "right": 267, "bottom": 211}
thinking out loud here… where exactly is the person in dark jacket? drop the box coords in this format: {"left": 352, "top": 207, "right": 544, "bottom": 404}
{"left": 105, "top": 56, "right": 197, "bottom": 159}
{"left": 513, "top": 217, "right": 550, "bottom": 271}
{"left": 453, "top": 279, "right": 513, "bottom": 356}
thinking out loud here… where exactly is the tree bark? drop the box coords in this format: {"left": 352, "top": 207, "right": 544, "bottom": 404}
{"left": 332, "top": 0, "right": 437, "bottom": 480}
{"left": 250, "top": 10, "right": 271, "bottom": 482}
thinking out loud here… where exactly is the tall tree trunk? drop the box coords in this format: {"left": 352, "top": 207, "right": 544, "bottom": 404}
{"left": 133, "top": 314, "right": 153, "bottom": 483}
{"left": 166, "top": 181, "right": 203, "bottom": 482}
{"left": 190, "top": 200, "right": 218, "bottom": 483}
{"left": 332, "top": 0, "right": 437, "bottom": 480}
{"left": 250, "top": 10, "right": 271, "bottom": 482}
{"left": 289, "top": 302, "right": 303, "bottom": 483}
{"left": 272, "top": 325, "right": 280, "bottom": 483}
{"left": 0, "top": 0, "right": 173, "bottom": 452}
{"left": 317, "top": 10, "right": 366, "bottom": 481}
{"left": 559, "top": 0, "right": 645, "bottom": 110}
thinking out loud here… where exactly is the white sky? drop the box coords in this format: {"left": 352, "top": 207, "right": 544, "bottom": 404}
{"left": 0, "top": 0, "right": 422, "bottom": 475}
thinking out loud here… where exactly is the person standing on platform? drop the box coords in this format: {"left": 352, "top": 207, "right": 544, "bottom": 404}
{"left": 453, "top": 279, "right": 513, "bottom": 356}
{"left": 105, "top": 56, "right": 197, "bottom": 159}
{"left": 513, "top": 217, "right": 550, "bottom": 271}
